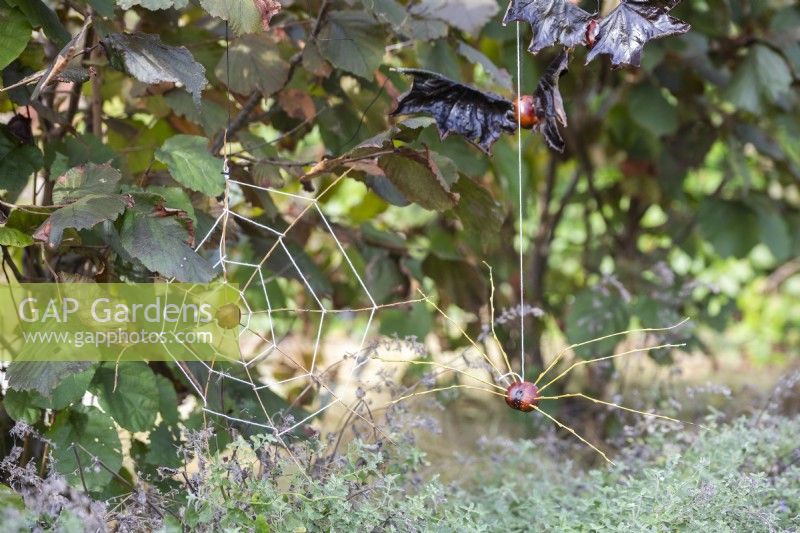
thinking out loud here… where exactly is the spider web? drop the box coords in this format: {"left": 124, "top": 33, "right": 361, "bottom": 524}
{"left": 155, "top": 18, "right": 535, "bottom": 444}
{"left": 164, "top": 163, "right": 425, "bottom": 440}
{"left": 157, "top": 20, "right": 689, "bottom": 456}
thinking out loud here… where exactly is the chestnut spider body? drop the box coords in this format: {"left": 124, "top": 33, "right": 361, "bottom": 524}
{"left": 513, "top": 95, "right": 538, "bottom": 129}
{"left": 505, "top": 381, "right": 540, "bottom": 412}
{"left": 585, "top": 18, "right": 600, "bottom": 49}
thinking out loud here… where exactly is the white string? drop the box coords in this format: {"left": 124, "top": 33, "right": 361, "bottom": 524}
{"left": 176, "top": 19, "right": 523, "bottom": 435}
{"left": 162, "top": 20, "right": 379, "bottom": 445}
{"left": 181, "top": 175, "right": 390, "bottom": 432}
{"left": 516, "top": 22, "right": 525, "bottom": 379}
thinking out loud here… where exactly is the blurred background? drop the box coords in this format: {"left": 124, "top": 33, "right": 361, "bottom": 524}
{"left": 1, "top": 0, "right": 799, "bottom": 528}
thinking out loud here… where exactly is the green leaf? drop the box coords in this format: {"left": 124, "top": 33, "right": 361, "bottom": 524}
{"left": 379, "top": 301, "right": 432, "bottom": 339}
{"left": 566, "top": 288, "right": 630, "bottom": 359}
{"left": 0, "top": 226, "right": 33, "bottom": 247}
{"left": 363, "top": 0, "right": 406, "bottom": 27}
{"left": 119, "top": 199, "right": 215, "bottom": 282}
{"left": 163, "top": 90, "right": 228, "bottom": 136}
{"left": 199, "top": 0, "right": 261, "bottom": 36}
{"left": 2, "top": 390, "right": 40, "bottom": 423}
{"left": 0, "top": 485, "right": 25, "bottom": 512}
{"left": 457, "top": 42, "right": 512, "bottom": 91}
{"left": 58, "top": 133, "right": 117, "bottom": 167}
{"left": 36, "top": 366, "right": 97, "bottom": 410}
{"left": 364, "top": 0, "right": 447, "bottom": 40}
{"left": 4, "top": 206, "right": 52, "bottom": 234}
{"left": 92, "top": 363, "right": 159, "bottom": 432}
{"left": 47, "top": 405, "right": 123, "bottom": 491}
{"left": 452, "top": 176, "right": 505, "bottom": 252}
{"left": 144, "top": 423, "right": 181, "bottom": 467}
{"left": 378, "top": 149, "right": 459, "bottom": 211}
{"left": 364, "top": 175, "right": 410, "bottom": 206}
{"left": 146, "top": 186, "right": 197, "bottom": 225}
{"left": 422, "top": 254, "right": 486, "bottom": 310}
{"left": 6, "top": 361, "right": 93, "bottom": 396}
{"left": 215, "top": 34, "right": 290, "bottom": 96}
{"left": 5, "top": 366, "right": 97, "bottom": 418}
{"left": 410, "top": 0, "right": 498, "bottom": 35}
{"left": 88, "top": 0, "right": 117, "bottom": 17}
{"left": 724, "top": 44, "right": 793, "bottom": 114}
{"left": 102, "top": 32, "right": 207, "bottom": 105}
{"left": 5, "top": 0, "right": 69, "bottom": 47}
{"left": 52, "top": 163, "right": 122, "bottom": 204}
{"left": 407, "top": 17, "right": 448, "bottom": 40}
{"left": 318, "top": 11, "right": 385, "bottom": 79}
{"left": 155, "top": 374, "right": 180, "bottom": 426}
{"left": 751, "top": 197, "right": 792, "bottom": 262}
{"left": 34, "top": 194, "right": 131, "bottom": 246}
{"left": 155, "top": 135, "right": 225, "bottom": 196}
{"left": 116, "top": 0, "right": 189, "bottom": 10}
{"left": 0, "top": 7, "right": 31, "bottom": 71}
{"left": 0, "top": 127, "right": 43, "bottom": 202}
{"left": 254, "top": 516, "right": 270, "bottom": 533}
{"left": 698, "top": 198, "right": 759, "bottom": 258}
{"left": 629, "top": 83, "right": 679, "bottom": 137}
{"left": 361, "top": 247, "right": 404, "bottom": 304}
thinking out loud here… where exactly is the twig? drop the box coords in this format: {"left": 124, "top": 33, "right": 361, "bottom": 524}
{"left": 548, "top": 170, "right": 581, "bottom": 245}
{"left": 88, "top": 19, "right": 103, "bottom": 137}
{"left": 210, "top": 91, "right": 262, "bottom": 154}
{"left": 765, "top": 258, "right": 800, "bottom": 293}
{"left": 209, "top": 0, "right": 331, "bottom": 155}
{"left": 1, "top": 246, "right": 26, "bottom": 282}
{"left": 72, "top": 446, "right": 89, "bottom": 493}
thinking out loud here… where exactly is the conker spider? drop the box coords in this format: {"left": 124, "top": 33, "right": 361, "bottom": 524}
{"left": 381, "top": 265, "right": 693, "bottom": 465}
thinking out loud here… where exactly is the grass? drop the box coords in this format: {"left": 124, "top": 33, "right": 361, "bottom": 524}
{"left": 3, "top": 411, "right": 798, "bottom": 532}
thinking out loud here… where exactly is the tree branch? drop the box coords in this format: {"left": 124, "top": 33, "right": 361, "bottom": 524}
{"left": 1, "top": 246, "right": 26, "bottom": 282}
{"left": 210, "top": 0, "right": 331, "bottom": 155}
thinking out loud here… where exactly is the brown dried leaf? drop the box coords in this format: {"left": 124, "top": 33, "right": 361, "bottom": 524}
{"left": 278, "top": 88, "right": 316, "bottom": 120}
{"left": 254, "top": 0, "right": 281, "bottom": 30}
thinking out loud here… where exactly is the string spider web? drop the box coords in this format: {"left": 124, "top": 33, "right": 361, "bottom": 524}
{"left": 166, "top": 165, "right": 423, "bottom": 449}
{"left": 163, "top": 22, "right": 697, "bottom": 464}
{"left": 165, "top": 155, "right": 692, "bottom": 465}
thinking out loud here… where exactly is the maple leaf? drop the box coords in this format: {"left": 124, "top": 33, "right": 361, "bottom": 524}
{"left": 391, "top": 69, "right": 518, "bottom": 154}
{"left": 532, "top": 50, "right": 570, "bottom": 152}
{"left": 503, "top": 0, "right": 595, "bottom": 53}
{"left": 586, "top": 0, "right": 690, "bottom": 67}
{"left": 391, "top": 51, "right": 573, "bottom": 154}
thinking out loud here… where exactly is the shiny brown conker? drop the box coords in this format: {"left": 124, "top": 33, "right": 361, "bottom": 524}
{"left": 505, "top": 381, "right": 540, "bottom": 412}
{"left": 585, "top": 18, "right": 600, "bottom": 49}
{"left": 514, "top": 95, "right": 538, "bottom": 129}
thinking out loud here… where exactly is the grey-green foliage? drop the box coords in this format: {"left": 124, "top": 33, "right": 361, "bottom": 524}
{"left": 168, "top": 415, "right": 799, "bottom": 532}
{"left": 457, "top": 417, "right": 800, "bottom": 532}
{"left": 2, "top": 415, "right": 798, "bottom": 531}
{"left": 102, "top": 32, "right": 207, "bottom": 105}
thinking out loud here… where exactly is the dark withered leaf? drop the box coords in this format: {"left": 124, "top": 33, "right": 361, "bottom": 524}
{"left": 503, "top": 0, "right": 595, "bottom": 53}
{"left": 586, "top": 0, "right": 690, "bottom": 67}
{"left": 391, "top": 69, "right": 517, "bottom": 154}
{"left": 102, "top": 32, "right": 207, "bottom": 105}
{"left": 532, "top": 50, "right": 570, "bottom": 152}
{"left": 7, "top": 113, "right": 33, "bottom": 144}
{"left": 31, "top": 20, "right": 90, "bottom": 100}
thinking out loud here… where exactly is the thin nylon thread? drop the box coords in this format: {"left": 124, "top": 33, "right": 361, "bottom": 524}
{"left": 516, "top": 22, "right": 525, "bottom": 379}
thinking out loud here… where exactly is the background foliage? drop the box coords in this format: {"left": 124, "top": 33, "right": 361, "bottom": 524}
{"left": 0, "top": 0, "right": 798, "bottom": 527}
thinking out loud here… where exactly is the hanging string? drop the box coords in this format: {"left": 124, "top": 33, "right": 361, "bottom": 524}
{"left": 220, "top": 21, "right": 232, "bottom": 281}
{"left": 516, "top": 22, "right": 525, "bottom": 379}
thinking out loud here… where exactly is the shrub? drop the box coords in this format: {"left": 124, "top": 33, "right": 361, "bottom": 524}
{"left": 3, "top": 414, "right": 799, "bottom": 531}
